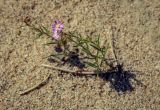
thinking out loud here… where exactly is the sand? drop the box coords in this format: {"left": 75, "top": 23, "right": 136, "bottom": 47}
{"left": 0, "top": 0, "right": 160, "bottom": 110}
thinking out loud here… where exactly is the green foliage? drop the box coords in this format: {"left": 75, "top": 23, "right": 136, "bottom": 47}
{"left": 30, "top": 25, "right": 51, "bottom": 39}
{"left": 29, "top": 24, "right": 109, "bottom": 71}
{"left": 64, "top": 31, "right": 107, "bottom": 70}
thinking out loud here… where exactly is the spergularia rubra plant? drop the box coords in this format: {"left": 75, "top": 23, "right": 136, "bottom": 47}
{"left": 52, "top": 20, "right": 64, "bottom": 40}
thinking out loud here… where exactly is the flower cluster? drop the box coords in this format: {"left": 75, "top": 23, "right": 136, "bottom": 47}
{"left": 52, "top": 20, "right": 64, "bottom": 40}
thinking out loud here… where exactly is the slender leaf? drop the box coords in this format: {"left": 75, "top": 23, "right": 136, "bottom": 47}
{"left": 42, "top": 26, "right": 50, "bottom": 33}
{"left": 97, "top": 35, "right": 100, "bottom": 45}
{"left": 34, "top": 32, "right": 43, "bottom": 39}
{"left": 81, "top": 46, "right": 91, "bottom": 55}
{"left": 85, "top": 62, "right": 97, "bottom": 68}
{"left": 90, "top": 43, "right": 101, "bottom": 51}
{"left": 43, "top": 42, "right": 57, "bottom": 45}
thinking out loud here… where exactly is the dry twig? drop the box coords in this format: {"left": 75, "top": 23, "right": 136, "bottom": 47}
{"left": 19, "top": 74, "right": 51, "bottom": 95}
{"left": 19, "top": 64, "right": 96, "bottom": 95}
{"left": 109, "top": 26, "right": 119, "bottom": 66}
{"left": 41, "top": 64, "right": 96, "bottom": 75}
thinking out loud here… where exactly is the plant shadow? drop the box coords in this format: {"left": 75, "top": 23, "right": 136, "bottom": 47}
{"left": 74, "top": 64, "right": 143, "bottom": 93}
{"left": 48, "top": 49, "right": 86, "bottom": 69}
{"left": 48, "top": 47, "right": 143, "bottom": 93}
{"left": 98, "top": 64, "right": 138, "bottom": 93}
{"left": 63, "top": 51, "right": 85, "bottom": 69}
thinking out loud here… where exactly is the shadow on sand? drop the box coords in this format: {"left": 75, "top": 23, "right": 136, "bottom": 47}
{"left": 98, "top": 64, "right": 137, "bottom": 93}
{"left": 48, "top": 49, "right": 143, "bottom": 93}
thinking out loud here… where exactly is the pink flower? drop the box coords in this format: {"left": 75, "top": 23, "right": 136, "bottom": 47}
{"left": 52, "top": 20, "right": 64, "bottom": 40}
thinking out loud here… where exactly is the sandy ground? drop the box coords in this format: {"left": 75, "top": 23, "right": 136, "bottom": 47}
{"left": 0, "top": 0, "right": 160, "bottom": 110}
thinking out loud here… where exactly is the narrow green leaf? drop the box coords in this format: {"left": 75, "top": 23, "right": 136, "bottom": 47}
{"left": 82, "top": 47, "right": 90, "bottom": 55}
{"left": 85, "top": 62, "right": 97, "bottom": 68}
{"left": 90, "top": 44, "right": 101, "bottom": 51}
{"left": 42, "top": 26, "right": 50, "bottom": 33}
{"left": 43, "top": 42, "right": 57, "bottom": 45}
{"left": 34, "top": 32, "right": 43, "bottom": 39}
{"left": 97, "top": 35, "right": 100, "bottom": 45}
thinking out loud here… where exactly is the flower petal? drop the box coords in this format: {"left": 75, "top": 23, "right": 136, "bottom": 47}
{"left": 52, "top": 20, "right": 64, "bottom": 40}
